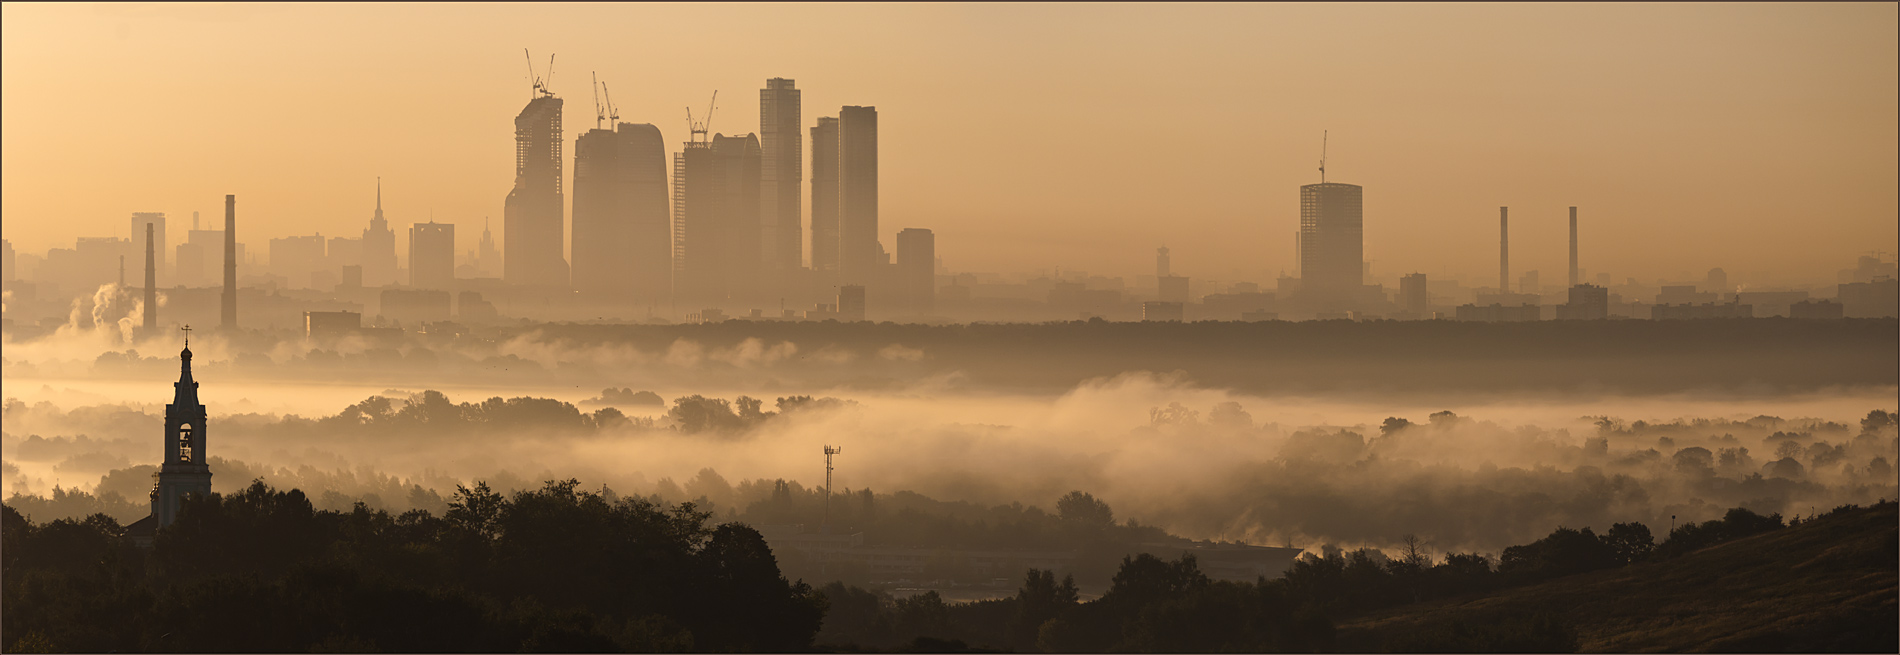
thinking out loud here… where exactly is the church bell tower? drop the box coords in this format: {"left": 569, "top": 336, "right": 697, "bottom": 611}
{"left": 153, "top": 329, "right": 213, "bottom": 527}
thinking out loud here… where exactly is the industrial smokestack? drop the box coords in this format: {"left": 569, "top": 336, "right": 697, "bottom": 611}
{"left": 221, "top": 194, "right": 237, "bottom": 329}
{"left": 144, "top": 222, "right": 157, "bottom": 333}
{"left": 1569, "top": 206, "right": 1579, "bottom": 287}
{"left": 1499, "top": 207, "right": 1509, "bottom": 292}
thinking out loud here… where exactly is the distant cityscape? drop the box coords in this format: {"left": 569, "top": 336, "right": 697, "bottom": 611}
{"left": 1, "top": 66, "right": 1896, "bottom": 338}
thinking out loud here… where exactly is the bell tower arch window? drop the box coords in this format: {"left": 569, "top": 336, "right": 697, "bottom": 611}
{"left": 178, "top": 423, "right": 194, "bottom": 462}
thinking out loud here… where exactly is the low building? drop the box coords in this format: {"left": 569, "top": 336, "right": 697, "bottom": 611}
{"left": 304, "top": 310, "right": 361, "bottom": 340}
{"left": 1651, "top": 301, "right": 1753, "bottom": 320}
{"left": 1455, "top": 303, "right": 1539, "bottom": 322}
{"left": 1142, "top": 301, "right": 1184, "bottom": 321}
{"left": 1788, "top": 299, "right": 1844, "bottom": 319}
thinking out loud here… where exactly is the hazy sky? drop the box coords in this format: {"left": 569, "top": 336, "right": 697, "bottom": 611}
{"left": 3, "top": 3, "right": 1894, "bottom": 286}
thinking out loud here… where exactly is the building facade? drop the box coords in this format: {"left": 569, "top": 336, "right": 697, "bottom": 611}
{"left": 1298, "top": 182, "right": 1364, "bottom": 311}
{"left": 838, "top": 106, "right": 880, "bottom": 284}
{"left": 504, "top": 95, "right": 569, "bottom": 288}
{"left": 408, "top": 221, "right": 455, "bottom": 290}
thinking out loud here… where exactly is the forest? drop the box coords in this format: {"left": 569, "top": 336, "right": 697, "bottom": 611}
{"left": 6, "top": 473, "right": 1891, "bottom": 652}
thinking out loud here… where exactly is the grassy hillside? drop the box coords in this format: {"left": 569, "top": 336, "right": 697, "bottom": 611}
{"left": 1339, "top": 502, "right": 1898, "bottom": 653}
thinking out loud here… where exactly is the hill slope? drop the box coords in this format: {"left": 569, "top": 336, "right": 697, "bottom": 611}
{"left": 1339, "top": 503, "right": 1899, "bottom": 653}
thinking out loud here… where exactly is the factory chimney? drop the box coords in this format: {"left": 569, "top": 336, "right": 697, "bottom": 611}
{"left": 144, "top": 222, "right": 157, "bottom": 333}
{"left": 221, "top": 195, "right": 237, "bottom": 329}
{"left": 1499, "top": 207, "right": 1509, "bottom": 292}
{"left": 1569, "top": 206, "right": 1579, "bottom": 287}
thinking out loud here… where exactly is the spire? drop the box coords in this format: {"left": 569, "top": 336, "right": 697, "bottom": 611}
{"left": 174, "top": 325, "right": 199, "bottom": 408}
{"left": 377, "top": 177, "right": 383, "bottom": 212}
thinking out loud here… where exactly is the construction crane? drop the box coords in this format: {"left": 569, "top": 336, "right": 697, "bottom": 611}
{"left": 601, "top": 82, "right": 619, "bottom": 126}
{"left": 686, "top": 91, "right": 717, "bottom": 144}
{"left": 1319, "top": 130, "right": 1328, "bottom": 184}
{"left": 522, "top": 49, "right": 556, "bottom": 99}
{"left": 591, "top": 71, "right": 604, "bottom": 130}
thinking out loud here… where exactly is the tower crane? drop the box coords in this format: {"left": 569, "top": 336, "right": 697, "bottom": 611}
{"left": 686, "top": 90, "right": 718, "bottom": 144}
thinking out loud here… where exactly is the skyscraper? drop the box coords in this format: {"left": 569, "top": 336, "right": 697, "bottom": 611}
{"left": 838, "top": 106, "right": 879, "bottom": 284}
{"left": 810, "top": 116, "right": 841, "bottom": 274}
{"left": 1498, "top": 207, "right": 1509, "bottom": 292}
{"left": 130, "top": 212, "right": 167, "bottom": 282}
{"left": 409, "top": 221, "right": 455, "bottom": 290}
{"left": 143, "top": 223, "right": 157, "bottom": 332}
{"left": 1156, "top": 246, "right": 1171, "bottom": 278}
{"left": 572, "top": 121, "right": 670, "bottom": 307}
{"left": 896, "top": 228, "right": 935, "bottom": 315}
{"left": 1568, "top": 206, "right": 1579, "bottom": 287}
{"left": 761, "top": 79, "right": 802, "bottom": 275}
{"left": 363, "top": 179, "right": 399, "bottom": 287}
{"left": 1298, "top": 182, "right": 1364, "bottom": 310}
{"left": 505, "top": 92, "right": 568, "bottom": 288}
{"left": 477, "top": 219, "right": 500, "bottom": 278}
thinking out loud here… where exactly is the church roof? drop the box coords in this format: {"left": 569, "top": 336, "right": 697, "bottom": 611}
{"left": 173, "top": 344, "right": 200, "bottom": 408}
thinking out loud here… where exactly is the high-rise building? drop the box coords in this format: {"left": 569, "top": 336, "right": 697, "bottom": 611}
{"left": 504, "top": 93, "right": 568, "bottom": 288}
{"left": 1520, "top": 270, "right": 1540, "bottom": 295}
{"left": 1156, "top": 246, "right": 1171, "bottom": 278}
{"left": 1400, "top": 273, "right": 1428, "bottom": 317}
{"left": 810, "top": 116, "right": 841, "bottom": 274}
{"left": 761, "top": 79, "right": 802, "bottom": 275}
{"left": 838, "top": 284, "right": 866, "bottom": 321}
{"left": 572, "top": 122, "right": 670, "bottom": 307}
{"left": 269, "top": 235, "right": 327, "bottom": 288}
{"left": 1159, "top": 276, "right": 1190, "bottom": 303}
{"left": 838, "top": 106, "right": 880, "bottom": 284}
{"left": 1298, "top": 182, "right": 1364, "bottom": 310}
{"left": 409, "top": 221, "right": 455, "bottom": 290}
{"left": 896, "top": 228, "right": 935, "bottom": 315}
{"left": 672, "top": 132, "right": 762, "bottom": 309}
{"left": 1556, "top": 283, "right": 1610, "bottom": 320}
{"left": 130, "top": 212, "right": 167, "bottom": 282}
{"left": 363, "top": 180, "right": 398, "bottom": 287}
{"left": 477, "top": 219, "right": 501, "bottom": 278}
{"left": 1, "top": 239, "right": 14, "bottom": 282}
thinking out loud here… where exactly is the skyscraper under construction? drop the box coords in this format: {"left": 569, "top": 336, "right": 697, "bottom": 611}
{"left": 1298, "top": 182, "right": 1364, "bottom": 311}
{"left": 505, "top": 89, "right": 569, "bottom": 289}
{"left": 673, "top": 131, "right": 762, "bottom": 310}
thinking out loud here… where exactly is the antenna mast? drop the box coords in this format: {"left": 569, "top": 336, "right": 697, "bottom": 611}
{"left": 823, "top": 445, "right": 842, "bottom": 533}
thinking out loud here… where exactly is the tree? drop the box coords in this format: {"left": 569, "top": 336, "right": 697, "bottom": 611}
{"left": 1055, "top": 491, "right": 1114, "bottom": 526}
{"left": 1604, "top": 522, "right": 1654, "bottom": 565}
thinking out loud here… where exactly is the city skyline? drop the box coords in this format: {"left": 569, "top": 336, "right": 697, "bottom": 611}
{"left": 2, "top": 3, "right": 1896, "bottom": 287}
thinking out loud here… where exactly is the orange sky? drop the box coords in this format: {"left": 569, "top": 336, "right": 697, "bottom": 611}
{"left": 3, "top": 3, "right": 1895, "bottom": 286}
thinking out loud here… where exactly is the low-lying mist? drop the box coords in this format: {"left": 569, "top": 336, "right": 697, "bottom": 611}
{"left": 5, "top": 369, "right": 1893, "bottom": 557}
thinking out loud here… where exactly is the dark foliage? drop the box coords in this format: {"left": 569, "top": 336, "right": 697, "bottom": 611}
{"left": 0, "top": 479, "right": 823, "bottom": 652}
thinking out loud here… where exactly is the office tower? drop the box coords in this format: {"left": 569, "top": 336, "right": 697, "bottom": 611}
{"left": 477, "top": 220, "right": 501, "bottom": 277}
{"left": 672, "top": 132, "right": 762, "bottom": 309}
{"left": 363, "top": 180, "right": 398, "bottom": 286}
{"left": 131, "top": 212, "right": 167, "bottom": 282}
{"left": 1157, "top": 246, "right": 1171, "bottom": 278}
{"left": 504, "top": 91, "right": 569, "bottom": 288}
{"left": 220, "top": 195, "right": 237, "bottom": 328}
{"left": 143, "top": 223, "right": 157, "bottom": 332}
{"left": 838, "top": 106, "right": 879, "bottom": 284}
{"left": 896, "top": 228, "right": 935, "bottom": 315}
{"left": 761, "top": 78, "right": 802, "bottom": 274}
{"left": 409, "top": 221, "right": 455, "bottom": 290}
{"left": 572, "top": 121, "right": 669, "bottom": 306}
{"left": 1401, "top": 273, "right": 1428, "bottom": 317}
{"left": 1498, "top": 207, "right": 1509, "bottom": 292}
{"left": 838, "top": 284, "right": 866, "bottom": 321}
{"left": 1298, "top": 182, "right": 1365, "bottom": 309}
{"left": 810, "top": 116, "right": 841, "bottom": 273}
{"left": 1159, "top": 276, "right": 1190, "bottom": 303}
{"left": 269, "top": 235, "right": 326, "bottom": 288}
{"left": 1568, "top": 206, "right": 1578, "bottom": 287}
